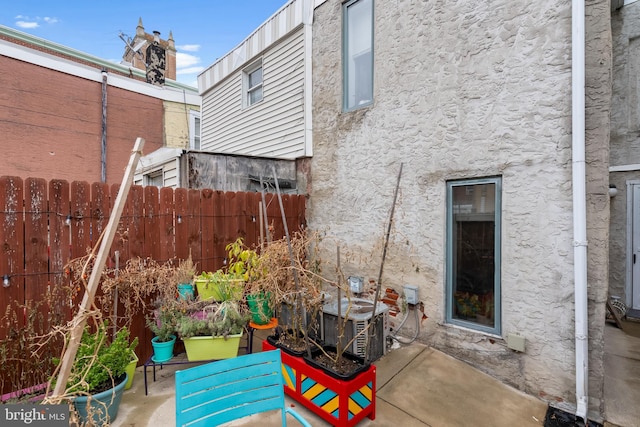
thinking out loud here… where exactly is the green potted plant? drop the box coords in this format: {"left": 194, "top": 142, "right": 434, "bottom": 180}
{"left": 173, "top": 254, "right": 196, "bottom": 301}
{"left": 175, "top": 300, "right": 249, "bottom": 361}
{"left": 194, "top": 270, "right": 244, "bottom": 301}
{"left": 224, "top": 237, "right": 276, "bottom": 325}
{"left": 146, "top": 303, "right": 178, "bottom": 363}
{"left": 52, "top": 320, "right": 138, "bottom": 426}
{"left": 454, "top": 291, "right": 481, "bottom": 319}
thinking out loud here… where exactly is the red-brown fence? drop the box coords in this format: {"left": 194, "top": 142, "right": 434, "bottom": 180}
{"left": 0, "top": 176, "right": 306, "bottom": 394}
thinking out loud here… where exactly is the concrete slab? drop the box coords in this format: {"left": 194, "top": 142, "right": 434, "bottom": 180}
{"left": 113, "top": 340, "right": 550, "bottom": 427}
{"left": 376, "top": 346, "right": 548, "bottom": 427}
{"left": 603, "top": 323, "right": 640, "bottom": 427}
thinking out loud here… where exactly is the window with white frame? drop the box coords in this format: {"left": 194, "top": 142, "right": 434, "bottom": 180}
{"left": 446, "top": 177, "right": 502, "bottom": 335}
{"left": 189, "top": 110, "right": 201, "bottom": 150}
{"left": 343, "top": 0, "right": 374, "bottom": 111}
{"left": 144, "top": 169, "right": 164, "bottom": 187}
{"left": 243, "top": 60, "right": 263, "bottom": 108}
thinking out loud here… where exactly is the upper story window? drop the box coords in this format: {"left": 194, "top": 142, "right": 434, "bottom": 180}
{"left": 343, "top": 0, "right": 374, "bottom": 111}
{"left": 243, "top": 59, "right": 263, "bottom": 108}
{"left": 189, "top": 110, "right": 201, "bottom": 150}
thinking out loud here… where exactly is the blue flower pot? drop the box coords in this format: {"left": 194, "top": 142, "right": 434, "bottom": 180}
{"left": 151, "top": 335, "right": 176, "bottom": 363}
{"left": 178, "top": 283, "right": 194, "bottom": 301}
{"left": 73, "top": 373, "right": 128, "bottom": 426}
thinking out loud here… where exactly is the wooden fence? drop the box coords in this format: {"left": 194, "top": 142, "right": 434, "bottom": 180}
{"left": 0, "top": 176, "right": 306, "bottom": 394}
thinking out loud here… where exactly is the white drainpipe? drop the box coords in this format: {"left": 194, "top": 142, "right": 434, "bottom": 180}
{"left": 571, "top": 0, "right": 588, "bottom": 420}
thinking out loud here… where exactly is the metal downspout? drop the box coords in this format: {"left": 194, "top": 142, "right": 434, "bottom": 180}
{"left": 571, "top": 0, "right": 589, "bottom": 420}
{"left": 101, "top": 69, "right": 108, "bottom": 183}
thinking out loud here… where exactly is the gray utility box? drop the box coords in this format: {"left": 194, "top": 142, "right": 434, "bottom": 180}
{"left": 320, "top": 298, "right": 389, "bottom": 362}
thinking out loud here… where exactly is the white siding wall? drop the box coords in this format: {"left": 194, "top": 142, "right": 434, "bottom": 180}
{"left": 162, "top": 159, "right": 179, "bottom": 188}
{"left": 201, "top": 28, "right": 306, "bottom": 159}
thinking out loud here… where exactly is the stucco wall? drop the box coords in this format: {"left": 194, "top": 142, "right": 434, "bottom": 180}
{"left": 309, "top": 0, "right": 610, "bottom": 414}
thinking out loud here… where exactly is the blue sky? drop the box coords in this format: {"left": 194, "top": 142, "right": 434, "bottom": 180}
{"left": 0, "top": 1, "right": 290, "bottom": 87}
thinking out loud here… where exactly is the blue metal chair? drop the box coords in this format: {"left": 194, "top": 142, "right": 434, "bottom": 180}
{"left": 175, "top": 349, "right": 312, "bottom": 427}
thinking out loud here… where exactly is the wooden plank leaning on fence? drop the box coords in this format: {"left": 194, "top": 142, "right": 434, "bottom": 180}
{"left": 51, "top": 137, "right": 145, "bottom": 398}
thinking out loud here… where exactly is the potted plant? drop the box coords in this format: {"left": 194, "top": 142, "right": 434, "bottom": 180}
{"left": 146, "top": 302, "right": 178, "bottom": 363}
{"left": 261, "top": 236, "right": 378, "bottom": 427}
{"left": 175, "top": 300, "right": 249, "bottom": 361}
{"left": 173, "top": 254, "right": 196, "bottom": 301}
{"left": 224, "top": 237, "right": 277, "bottom": 325}
{"left": 124, "top": 350, "right": 139, "bottom": 390}
{"left": 194, "top": 270, "right": 244, "bottom": 301}
{"left": 454, "top": 291, "right": 481, "bottom": 319}
{"left": 51, "top": 321, "right": 138, "bottom": 426}
{"left": 260, "top": 232, "right": 325, "bottom": 354}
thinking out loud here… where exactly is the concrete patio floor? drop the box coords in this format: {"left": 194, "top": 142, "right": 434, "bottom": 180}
{"left": 110, "top": 323, "right": 639, "bottom": 427}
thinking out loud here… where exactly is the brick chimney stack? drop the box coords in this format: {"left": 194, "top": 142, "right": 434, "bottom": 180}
{"left": 121, "top": 17, "right": 177, "bottom": 83}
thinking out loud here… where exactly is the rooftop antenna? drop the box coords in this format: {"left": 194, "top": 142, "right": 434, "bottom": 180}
{"left": 118, "top": 31, "right": 147, "bottom": 64}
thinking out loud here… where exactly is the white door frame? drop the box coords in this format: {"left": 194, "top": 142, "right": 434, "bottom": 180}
{"left": 626, "top": 180, "right": 640, "bottom": 309}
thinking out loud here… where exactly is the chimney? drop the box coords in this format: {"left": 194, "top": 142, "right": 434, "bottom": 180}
{"left": 121, "top": 19, "right": 177, "bottom": 83}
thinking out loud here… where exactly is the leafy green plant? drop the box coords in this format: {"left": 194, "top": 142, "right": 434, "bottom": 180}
{"left": 54, "top": 321, "right": 138, "bottom": 395}
{"left": 175, "top": 301, "right": 249, "bottom": 339}
{"left": 225, "top": 237, "right": 263, "bottom": 282}
{"left": 146, "top": 303, "right": 179, "bottom": 342}
{"left": 454, "top": 292, "right": 481, "bottom": 318}
{"left": 194, "top": 270, "right": 244, "bottom": 301}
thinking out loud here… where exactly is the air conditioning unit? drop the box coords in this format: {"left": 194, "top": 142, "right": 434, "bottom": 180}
{"left": 320, "top": 298, "right": 389, "bottom": 362}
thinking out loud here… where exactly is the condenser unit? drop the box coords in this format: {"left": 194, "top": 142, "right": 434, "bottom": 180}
{"left": 320, "top": 298, "right": 389, "bottom": 362}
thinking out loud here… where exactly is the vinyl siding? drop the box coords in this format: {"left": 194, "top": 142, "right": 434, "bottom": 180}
{"left": 201, "top": 27, "right": 306, "bottom": 159}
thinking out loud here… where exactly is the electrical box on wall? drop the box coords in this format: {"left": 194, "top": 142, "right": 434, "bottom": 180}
{"left": 348, "top": 276, "right": 364, "bottom": 294}
{"left": 404, "top": 285, "right": 419, "bottom": 305}
{"left": 507, "top": 333, "right": 526, "bottom": 352}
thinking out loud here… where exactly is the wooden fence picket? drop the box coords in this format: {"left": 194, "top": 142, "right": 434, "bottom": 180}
{"left": 24, "top": 178, "right": 48, "bottom": 306}
{"left": 159, "top": 187, "right": 175, "bottom": 263}
{"left": 49, "top": 179, "right": 71, "bottom": 324}
{"left": 143, "top": 186, "right": 161, "bottom": 262}
{"left": 70, "top": 181, "right": 91, "bottom": 259}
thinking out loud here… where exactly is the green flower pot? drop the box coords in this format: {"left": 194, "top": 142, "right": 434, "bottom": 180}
{"left": 247, "top": 292, "right": 273, "bottom": 325}
{"left": 183, "top": 333, "right": 243, "bottom": 361}
{"left": 124, "top": 351, "right": 138, "bottom": 390}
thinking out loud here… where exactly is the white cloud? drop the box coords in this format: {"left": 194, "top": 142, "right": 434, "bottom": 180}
{"left": 177, "top": 44, "right": 200, "bottom": 52}
{"left": 15, "top": 21, "right": 39, "bottom": 29}
{"left": 14, "top": 15, "right": 58, "bottom": 29}
{"left": 176, "top": 52, "right": 201, "bottom": 69}
{"left": 177, "top": 66, "right": 205, "bottom": 75}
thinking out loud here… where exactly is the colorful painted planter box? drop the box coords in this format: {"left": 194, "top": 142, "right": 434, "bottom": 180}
{"left": 263, "top": 340, "right": 376, "bottom": 427}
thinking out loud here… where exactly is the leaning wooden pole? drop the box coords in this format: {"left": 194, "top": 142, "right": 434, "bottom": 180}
{"left": 51, "top": 137, "right": 145, "bottom": 397}
{"left": 271, "top": 166, "right": 311, "bottom": 358}
{"left": 366, "top": 162, "right": 403, "bottom": 363}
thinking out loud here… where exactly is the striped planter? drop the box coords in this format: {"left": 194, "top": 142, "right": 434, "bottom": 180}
{"left": 262, "top": 340, "right": 376, "bottom": 427}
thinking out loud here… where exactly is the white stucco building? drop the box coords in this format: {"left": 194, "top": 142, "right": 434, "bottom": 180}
{"left": 197, "top": 0, "right": 628, "bottom": 421}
